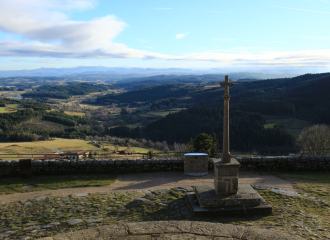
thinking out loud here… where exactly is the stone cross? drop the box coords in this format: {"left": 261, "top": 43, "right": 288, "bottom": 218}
{"left": 219, "top": 75, "right": 234, "bottom": 163}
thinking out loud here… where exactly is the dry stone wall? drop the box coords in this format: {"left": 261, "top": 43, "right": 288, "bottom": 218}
{"left": 1, "top": 155, "right": 330, "bottom": 177}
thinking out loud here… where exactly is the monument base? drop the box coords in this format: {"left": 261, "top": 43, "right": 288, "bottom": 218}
{"left": 186, "top": 184, "right": 272, "bottom": 217}
{"left": 196, "top": 184, "right": 263, "bottom": 207}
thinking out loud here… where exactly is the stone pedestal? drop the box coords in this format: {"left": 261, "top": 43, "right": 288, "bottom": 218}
{"left": 184, "top": 153, "right": 208, "bottom": 176}
{"left": 186, "top": 158, "right": 272, "bottom": 217}
{"left": 214, "top": 158, "right": 240, "bottom": 195}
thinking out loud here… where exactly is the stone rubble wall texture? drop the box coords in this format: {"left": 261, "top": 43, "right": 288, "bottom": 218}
{"left": 1, "top": 155, "right": 330, "bottom": 177}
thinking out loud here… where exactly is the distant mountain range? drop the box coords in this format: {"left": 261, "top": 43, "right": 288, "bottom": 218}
{"left": 2, "top": 65, "right": 326, "bottom": 79}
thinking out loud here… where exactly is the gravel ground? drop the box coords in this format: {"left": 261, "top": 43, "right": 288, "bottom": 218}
{"left": 1, "top": 171, "right": 329, "bottom": 240}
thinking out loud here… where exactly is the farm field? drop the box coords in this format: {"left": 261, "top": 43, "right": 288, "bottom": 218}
{"left": 0, "top": 138, "right": 156, "bottom": 161}
{"left": 264, "top": 117, "right": 293, "bottom": 128}
{"left": 64, "top": 111, "right": 85, "bottom": 117}
{"left": 264, "top": 116, "right": 311, "bottom": 139}
{"left": 0, "top": 103, "right": 25, "bottom": 113}
{"left": 286, "top": 119, "right": 311, "bottom": 139}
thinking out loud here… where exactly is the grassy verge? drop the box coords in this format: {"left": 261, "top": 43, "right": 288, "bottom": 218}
{"left": 269, "top": 171, "right": 330, "bottom": 203}
{"left": 0, "top": 174, "right": 118, "bottom": 195}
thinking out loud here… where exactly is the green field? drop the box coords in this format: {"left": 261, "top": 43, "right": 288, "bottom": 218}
{"left": 264, "top": 116, "right": 311, "bottom": 139}
{"left": 286, "top": 119, "right": 311, "bottom": 139}
{"left": 64, "top": 111, "right": 85, "bottom": 117}
{"left": 0, "top": 107, "right": 6, "bottom": 111}
{"left": 264, "top": 117, "right": 293, "bottom": 127}
{"left": 6, "top": 104, "right": 24, "bottom": 108}
{"left": 263, "top": 123, "right": 276, "bottom": 129}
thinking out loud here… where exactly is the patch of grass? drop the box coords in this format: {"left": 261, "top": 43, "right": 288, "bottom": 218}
{"left": 286, "top": 119, "right": 311, "bottom": 139}
{"left": 263, "top": 123, "right": 276, "bottom": 129}
{"left": 264, "top": 117, "right": 292, "bottom": 127}
{"left": 0, "top": 174, "right": 118, "bottom": 195}
{"left": 6, "top": 104, "right": 24, "bottom": 108}
{"left": 64, "top": 111, "right": 86, "bottom": 117}
{"left": 289, "top": 119, "right": 311, "bottom": 129}
{"left": 269, "top": 171, "right": 330, "bottom": 202}
{"left": 0, "top": 107, "right": 6, "bottom": 111}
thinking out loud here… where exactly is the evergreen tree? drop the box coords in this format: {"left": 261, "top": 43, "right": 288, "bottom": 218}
{"left": 210, "top": 133, "right": 220, "bottom": 158}
{"left": 191, "top": 133, "right": 220, "bottom": 158}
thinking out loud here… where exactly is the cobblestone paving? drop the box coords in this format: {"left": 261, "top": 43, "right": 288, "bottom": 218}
{"left": 0, "top": 186, "right": 329, "bottom": 240}
{"left": 0, "top": 187, "right": 194, "bottom": 240}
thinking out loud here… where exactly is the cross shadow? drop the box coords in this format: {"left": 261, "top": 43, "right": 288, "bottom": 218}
{"left": 110, "top": 171, "right": 215, "bottom": 191}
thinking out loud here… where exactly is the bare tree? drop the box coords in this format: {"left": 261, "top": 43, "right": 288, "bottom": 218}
{"left": 297, "top": 124, "right": 330, "bottom": 155}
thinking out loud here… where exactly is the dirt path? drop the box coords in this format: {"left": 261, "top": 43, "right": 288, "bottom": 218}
{"left": 0, "top": 171, "right": 295, "bottom": 203}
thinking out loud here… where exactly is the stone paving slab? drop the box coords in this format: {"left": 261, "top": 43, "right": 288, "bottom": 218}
{"left": 186, "top": 193, "right": 272, "bottom": 217}
{"left": 40, "top": 221, "right": 303, "bottom": 240}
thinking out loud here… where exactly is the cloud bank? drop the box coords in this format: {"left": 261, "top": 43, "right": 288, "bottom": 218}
{"left": 0, "top": 0, "right": 329, "bottom": 67}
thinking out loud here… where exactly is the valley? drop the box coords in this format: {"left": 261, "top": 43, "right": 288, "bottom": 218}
{"left": 0, "top": 72, "right": 329, "bottom": 160}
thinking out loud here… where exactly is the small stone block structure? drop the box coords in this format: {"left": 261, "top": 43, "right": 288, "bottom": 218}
{"left": 214, "top": 158, "right": 240, "bottom": 194}
{"left": 19, "top": 159, "right": 32, "bottom": 178}
{"left": 184, "top": 153, "right": 209, "bottom": 176}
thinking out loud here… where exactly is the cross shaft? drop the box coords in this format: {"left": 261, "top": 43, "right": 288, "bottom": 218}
{"left": 219, "top": 75, "right": 234, "bottom": 163}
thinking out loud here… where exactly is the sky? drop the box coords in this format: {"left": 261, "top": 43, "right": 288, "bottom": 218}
{"left": 0, "top": 0, "right": 330, "bottom": 71}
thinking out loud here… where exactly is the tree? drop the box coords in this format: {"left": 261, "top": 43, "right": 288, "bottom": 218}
{"left": 192, "top": 133, "right": 213, "bottom": 156}
{"left": 147, "top": 150, "right": 154, "bottom": 159}
{"left": 297, "top": 124, "right": 330, "bottom": 155}
{"left": 120, "top": 108, "right": 128, "bottom": 115}
{"left": 211, "top": 133, "right": 220, "bottom": 158}
{"left": 191, "top": 133, "right": 219, "bottom": 158}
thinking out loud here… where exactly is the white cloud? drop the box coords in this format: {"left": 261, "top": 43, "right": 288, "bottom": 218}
{"left": 0, "top": 1, "right": 330, "bottom": 68}
{"left": 206, "top": 50, "right": 233, "bottom": 52}
{"left": 175, "top": 33, "right": 190, "bottom": 39}
{"left": 171, "top": 49, "right": 330, "bottom": 67}
{"left": 271, "top": 5, "right": 330, "bottom": 14}
{"left": 231, "top": 47, "right": 261, "bottom": 50}
{"left": 0, "top": 0, "right": 169, "bottom": 59}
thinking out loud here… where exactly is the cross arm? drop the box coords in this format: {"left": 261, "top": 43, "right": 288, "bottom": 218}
{"left": 219, "top": 82, "right": 234, "bottom": 86}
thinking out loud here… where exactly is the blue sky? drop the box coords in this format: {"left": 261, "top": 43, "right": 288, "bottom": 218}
{"left": 0, "top": 0, "right": 330, "bottom": 71}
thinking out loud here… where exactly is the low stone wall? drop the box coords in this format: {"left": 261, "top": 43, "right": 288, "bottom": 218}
{"left": 1, "top": 155, "right": 330, "bottom": 177}
{"left": 236, "top": 155, "right": 330, "bottom": 171}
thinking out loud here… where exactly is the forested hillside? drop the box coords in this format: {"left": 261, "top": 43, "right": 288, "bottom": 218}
{"left": 143, "top": 103, "right": 295, "bottom": 150}
{"left": 0, "top": 99, "right": 99, "bottom": 141}
{"left": 97, "top": 84, "right": 204, "bottom": 105}
{"left": 23, "top": 83, "right": 113, "bottom": 99}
